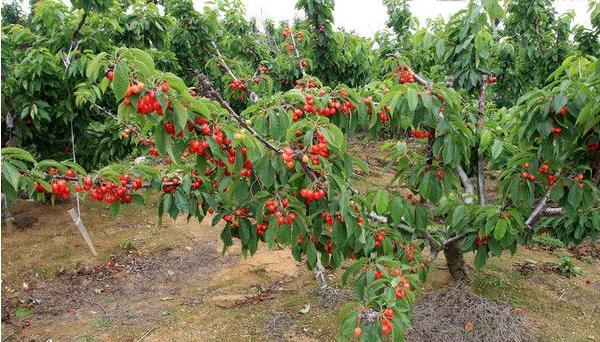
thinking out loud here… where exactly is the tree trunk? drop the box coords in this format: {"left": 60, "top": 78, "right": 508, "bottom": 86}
{"left": 444, "top": 238, "right": 467, "bottom": 281}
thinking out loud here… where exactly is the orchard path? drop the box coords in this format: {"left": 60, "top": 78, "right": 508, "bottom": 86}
{"left": 1, "top": 199, "right": 343, "bottom": 341}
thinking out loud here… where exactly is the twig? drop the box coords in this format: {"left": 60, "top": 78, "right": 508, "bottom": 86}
{"left": 62, "top": 10, "right": 88, "bottom": 68}
{"left": 214, "top": 294, "right": 276, "bottom": 308}
{"left": 195, "top": 73, "right": 280, "bottom": 153}
{"left": 476, "top": 75, "right": 489, "bottom": 205}
{"left": 555, "top": 289, "right": 566, "bottom": 303}
{"left": 289, "top": 25, "right": 307, "bottom": 77}
{"left": 210, "top": 41, "right": 259, "bottom": 103}
{"left": 443, "top": 233, "right": 468, "bottom": 247}
{"left": 2, "top": 330, "right": 17, "bottom": 342}
{"left": 409, "top": 67, "right": 433, "bottom": 90}
{"left": 525, "top": 172, "right": 561, "bottom": 230}
{"left": 79, "top": 298, "right": 109, "bottom": 316}
{"left": 135, "top": 326, "right": 157, "bottom": 342}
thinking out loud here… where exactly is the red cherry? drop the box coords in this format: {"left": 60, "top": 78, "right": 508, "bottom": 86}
{"left": 384, "top": 308, "right": 394, "bottom": 318}
{"left": 381, "top": 320, "right": 392, "bottom": 335}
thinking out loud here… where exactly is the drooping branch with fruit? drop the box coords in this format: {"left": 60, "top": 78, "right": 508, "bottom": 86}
{"left": 2, "top": 0, "right": 600, "bottom": 341}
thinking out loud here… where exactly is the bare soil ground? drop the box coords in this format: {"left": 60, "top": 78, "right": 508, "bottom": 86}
{"left": 2, "top": 140, "right": 599, "bottom": 341}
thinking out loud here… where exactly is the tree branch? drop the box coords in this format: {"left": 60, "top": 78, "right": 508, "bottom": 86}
{"left": 423, "top": 230, "right": 442, "bottom": 260}
{"left": 195, "top": 73, "right": 280, "bottom": 154}
{"left": 289, "top": 26, "right": 307, "bottom": 77}
{"left": 525, "top": 187, "right": 552, "bottom": 230}
{"left": 411, "top": 69, "right": 477, "bottom": 205}
{"left": 456, "top": 165, "right": 474, "bottom": 204}
{"left": 476, "top": 75, "right": 488, "bottom": 205}
{"left": 210, "top": 41, "right": 259, "bottom": 103}
{"left": 543, "top": 207, "right": 563, "bottom": 216}
{"left": 443, "top": 233, "right": 468, "bottom": 247}
{"left": 62, "top": 10, "right": 88, "bottom": 68}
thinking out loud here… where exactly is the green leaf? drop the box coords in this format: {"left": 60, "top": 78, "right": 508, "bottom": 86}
{"left": 2, "top": 161, "right": 20, "bottom": 190}
{"left": 85, "top": 51, "right": 107, "bottom": 80}
{"left": 265, "top": 219, "right": 277, "bottom": 248}
{"left": 568, "top": 185, "right": 582, "bottom": 209}
{"left": 479, "top": 129, "right": 492, "bottom": 152}
{"left": 474, "top": 246, "right": 487, "bottom": 268}
{"left": 113, "top": 62, "right": 129, "bottom": 102}
{"left": 374, "top": 190, "right": 389, "bottom": 214}
{"left": 452, "top": 205, "right": 465, "bottom": 227}
{"left": 109, "top": 201, "right": 120, "bottom": 216}
{"left": 1, "top": 147, "right": 36, "bottom": 163}
{"left": 407, "top": 88, "right": 418, "bottom": 111}
{"left": 493, "top": 219, "right": 507, "bottom": 240}
{"left": 576, "top": 102, "right": 599, "bottom": 134}
{"left": 390, "top": 196, "right": 405, "bottom": 224}
{"left": 491, "top": 139, "right": 503, "bottom": 159}
{"left": 307, "top": 242, "right": 317, "bottom": 269}
{"left": 172, "top": 100, "right": 188, "bottom": 132}
{"left": 127, "top": 48, "right": 155, "bottom": 75}
{"left": 61, "top": 160, "right": 86, "bottom": 175}
{"left": 552, "top": 93, "right": 567, "bottom": 113}
{"left": 131, "top": 194, "right": 145, "bottom": 205}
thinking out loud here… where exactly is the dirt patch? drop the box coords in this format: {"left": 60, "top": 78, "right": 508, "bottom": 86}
{"left": 568, "top": 240, "right": 600, "bottom": 262}
{"left": 406, "top": 281, "right": 530, "bottom": 342}
{"left": 348, "top": 138, "right": 411, "bottom": 195}
{"left": 513, "top": 260, "right": 557, "bottom": 276}
{"left": 1, "top": 237, "right": 238, "bottom": 340}
{"left": 314, "top": 287, "right": 354, "bottom": 309}
{"left": 265, "top": 312, "right": 295, "bottom": 342}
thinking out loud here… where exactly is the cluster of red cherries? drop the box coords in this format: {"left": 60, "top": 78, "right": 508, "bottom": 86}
{"left": 50, "top": 179, "right": 71, "bottom": 199}
{"left": 374, "top": 230, "right": 386, "bottom": 247}
{"left": 299, "top": 188, "right": 326, "bottom": 203}
{"left": 106, "top": 68, "right": 172, "bottom": 116}
{"left": 281, "top": 146, "right": 296, "bottom": 169}
{"left": 163, "top": 120, "right": 183, "bottom": 137}
{"left": 282, "top": 26, "right": 292, "bottom": 38}
{"left": 295, "top": 78, "right": 318, "bottom": 89}
{"left": 229, "top": 79, "right": 247, "bottom": 91}
{"left": 293, "top": 94, "right": 357, "bottom": 120}
{"left": 89, "top": 177, "right": 139, "bottom": 204}
{"left": 321, "top": 212, "right": 335, "bottom": 225}
{"left": 395, "top": 66, "right": 415, "bottom": 84}
{"left": 256, "top": 221, "right": 269, "bottom": 237}
{"left": 38, "top": 169, "right": 142, "bottom": 204}
{"left": 135, "top": 83, "right": 172, "bottom": 115}
{"left": 572, "top": 174, "right": 585, "bottom": 189}
{"left": 307, "top": 132, "right": 330, "bottom": 163}
{"left": 551, "top": 126, "right": 562, "bottom": 135}
{"left": 474, "top": 235, "right": 490, "bottom": 247}
{"left": 409, "top": 129, "right": 431, "bottom": 139}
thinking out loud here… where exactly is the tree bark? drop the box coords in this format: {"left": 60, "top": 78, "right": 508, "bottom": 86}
{"left": 444, "top": 238, "right": 467, "bottom": 281}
